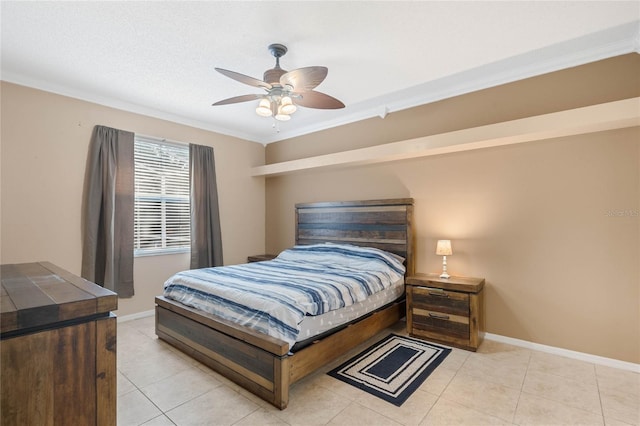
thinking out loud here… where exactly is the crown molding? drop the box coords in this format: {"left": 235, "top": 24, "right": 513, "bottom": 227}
{"left": 263, "top": 20, "right": 640, "bottom": 144}
{"left": 2, "top": 21, "right": 638, "bottom": 146}
{"left": 0, "top": 72, "right": 266, "bottom": 144}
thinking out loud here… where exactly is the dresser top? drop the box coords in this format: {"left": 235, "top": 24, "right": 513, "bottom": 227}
{"left": 1, "top": 262, "right": 117, "bottom": 335}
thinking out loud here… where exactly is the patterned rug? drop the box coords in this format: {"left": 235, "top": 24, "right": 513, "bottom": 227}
{"left": 327, "top": 334, "right": 451, "bottom": 406}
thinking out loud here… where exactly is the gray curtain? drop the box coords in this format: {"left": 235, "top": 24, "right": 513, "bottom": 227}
{"left": 190, "top": 144, "right": 223, "bottom": 269}
{"left": 81, "top": 125, "right": 135, "bottom": 297}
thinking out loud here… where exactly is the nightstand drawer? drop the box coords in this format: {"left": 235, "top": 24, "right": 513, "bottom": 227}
{"left": 410, "top": 286, "right": 469, "bottom": 316}
{"left": 247, "top": 254, "right": 277, "bottom": 263}
{"left": 411, "top": 307, "right": 470, "bottom": 341}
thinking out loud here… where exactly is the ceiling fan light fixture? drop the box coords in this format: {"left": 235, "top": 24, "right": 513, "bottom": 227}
{"left": 275, "top": 107, "right": 291, "bottom": 121}
{"left": 213, "top": 43, "right": 344, "bottom": 129}
{"left": 280, "top": 96, "right": 297, "bottom": 115}
{"left": 256, "top": 99, "right": 272, "bottom": 117}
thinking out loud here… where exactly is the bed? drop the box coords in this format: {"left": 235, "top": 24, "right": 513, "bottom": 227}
{"left": 155, "top": 198, "right": 414, "bottom": 409}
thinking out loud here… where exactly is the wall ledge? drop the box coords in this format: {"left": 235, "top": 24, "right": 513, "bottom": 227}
{"left": 253, "top": 97, "right": 640, "bottom": 177}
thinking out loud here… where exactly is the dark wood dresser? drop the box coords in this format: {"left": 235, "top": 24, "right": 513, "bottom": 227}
{"left": 0, "top": 262, "right": 118, "bottom": 426}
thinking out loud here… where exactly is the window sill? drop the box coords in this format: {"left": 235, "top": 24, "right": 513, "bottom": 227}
{"left": 134, "top": 248, "right": 190, "bottom": 258}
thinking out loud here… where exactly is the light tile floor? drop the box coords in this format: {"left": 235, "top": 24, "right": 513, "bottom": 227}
{"left": 117, "top": 316, "right": 639, "bottom": 426}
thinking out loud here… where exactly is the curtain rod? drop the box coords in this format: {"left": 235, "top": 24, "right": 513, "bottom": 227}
{"left": 135, "top": 133, "right": 189, "bottom": 147}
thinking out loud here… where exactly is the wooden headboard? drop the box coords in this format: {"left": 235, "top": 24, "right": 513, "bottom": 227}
{"left": 295, "top": 198, "right": 415, "bottom": 276}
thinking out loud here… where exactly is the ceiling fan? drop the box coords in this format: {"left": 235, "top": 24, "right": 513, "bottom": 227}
{"left": 212, "top": 43, "right": 345, "bottom": 122}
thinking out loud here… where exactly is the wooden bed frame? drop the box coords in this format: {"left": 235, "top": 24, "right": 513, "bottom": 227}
{"left": 155, "top": 198, "right": 414, "bottom": 409}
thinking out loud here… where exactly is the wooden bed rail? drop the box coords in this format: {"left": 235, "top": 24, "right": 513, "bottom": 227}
{"left": 156, "top": 296, "right": 405, "bottom": 409}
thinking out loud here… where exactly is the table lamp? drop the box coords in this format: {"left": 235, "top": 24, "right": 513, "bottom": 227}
{"left": 436, "top": 240, "right": 452, "bottom": 279}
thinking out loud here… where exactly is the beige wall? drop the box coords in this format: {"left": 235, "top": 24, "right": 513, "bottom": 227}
{"left": 0, "top": 82, "right": 266, "bottom": 316}
{"left": 1, "top": 53, "right": 638, "bottom": 363}
{"left": 265, "top": 55, "right": 640, "bottom": 363}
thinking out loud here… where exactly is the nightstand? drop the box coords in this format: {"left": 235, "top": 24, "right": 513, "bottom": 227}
{"left": 247, "top": 254, "right": 277, "bottom": 263}
{"left": 405, "top": 273, "right": 485, "bottom": 351}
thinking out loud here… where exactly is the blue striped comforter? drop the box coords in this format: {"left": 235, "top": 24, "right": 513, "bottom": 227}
{"left": 163, "top": 243, "right": 405, "bottom": 349}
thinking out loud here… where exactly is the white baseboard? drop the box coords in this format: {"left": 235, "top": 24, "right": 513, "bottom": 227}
{"left": 485, "top": 332, "right": 640, "bottom": 373}
{"left": 117, "top": 309, "right": 155, "bottom": 323}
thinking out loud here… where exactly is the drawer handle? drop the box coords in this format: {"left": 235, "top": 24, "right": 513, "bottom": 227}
{"left": 428, "top": 312, "right": 450, "bottom": 320}
{"left": 427, "top": 288, "right": 449, "bottom": 298}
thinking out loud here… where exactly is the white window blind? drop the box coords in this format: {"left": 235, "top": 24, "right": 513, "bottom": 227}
{"left": 134, "top": 136, "right": 190, "bottom": 256}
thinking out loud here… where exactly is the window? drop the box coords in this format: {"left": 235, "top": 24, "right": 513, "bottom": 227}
{"left": 134, "top": 136, "right": 190, "bottom": 256}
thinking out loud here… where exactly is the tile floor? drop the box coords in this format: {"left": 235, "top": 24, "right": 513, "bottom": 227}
{"left": 117, "top": 316, "right": 639, "bottom": 426}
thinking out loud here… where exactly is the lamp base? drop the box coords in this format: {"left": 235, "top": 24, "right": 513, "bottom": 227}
{"left": 439, "top": 255, "right": 450, "bottom": 279}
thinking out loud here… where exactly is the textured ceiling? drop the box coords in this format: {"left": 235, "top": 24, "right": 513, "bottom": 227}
{"left": 1, "top": 1, "right": 639, "bottom": 144}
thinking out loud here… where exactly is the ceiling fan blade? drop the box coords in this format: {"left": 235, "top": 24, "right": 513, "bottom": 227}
{"left": 280, "top": 66, "right": 327, "bottom": 92}
{"left": 215, "top": 68, "right": 272, "bottom": 90}
{"left": 294, "top": 90, "right": 345, "bottom": 109}
{"left": 212, "top": 94, "right": 262, "bottom": 106}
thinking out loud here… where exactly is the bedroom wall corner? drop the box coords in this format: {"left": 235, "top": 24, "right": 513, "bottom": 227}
{"left": 0, "top": 81, "right": 266, "bottom": 317}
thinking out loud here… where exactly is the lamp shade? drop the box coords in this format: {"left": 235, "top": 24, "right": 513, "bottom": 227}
{"left": 274, "top": 107, "right": 291, "bottom": 121}
{"left": 280, "top": 96, "right": 297, "bottom": 115}
{"left": 436, "top": 240, "right": 452, "bottom": 256}
{"left": 256, "top": 99, "right": 273, "bottom": 117}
